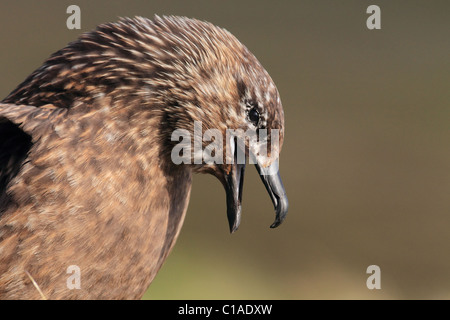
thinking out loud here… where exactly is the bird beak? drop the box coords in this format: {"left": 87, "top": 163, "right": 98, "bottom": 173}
{"left": 224, "top": 137, "right": 288, "bottom": 233}
{"left": 255, "top": 159, "right": 289, "bottom": 228}
{"left": 224, "top": 137, "right": 245, "bottom": 233}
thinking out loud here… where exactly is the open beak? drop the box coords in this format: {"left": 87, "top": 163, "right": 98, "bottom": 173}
{"left": 224, "top": 137, "right": 288, "bottom": 233}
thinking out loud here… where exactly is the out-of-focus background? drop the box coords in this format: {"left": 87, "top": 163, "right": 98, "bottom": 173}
{"left": 1, "top": 0, "right": 449, "bottom": 299}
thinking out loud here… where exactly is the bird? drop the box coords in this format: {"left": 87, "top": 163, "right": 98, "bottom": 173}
{"left": 0, "top": 15, "right": 288, "bottom": 299}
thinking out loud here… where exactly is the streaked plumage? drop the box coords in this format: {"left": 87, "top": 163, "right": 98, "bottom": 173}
{"left": 0, "top": 15, "right": 287, "bottom": 299}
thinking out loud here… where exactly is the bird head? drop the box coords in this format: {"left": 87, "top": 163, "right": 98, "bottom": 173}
{"left": 143, "top": 16, "right": 288, "bottom": 232}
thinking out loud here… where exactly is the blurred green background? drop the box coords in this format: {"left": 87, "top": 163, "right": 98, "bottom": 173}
{"left": 1, "top": 0, "right": 449, "bottom": 299}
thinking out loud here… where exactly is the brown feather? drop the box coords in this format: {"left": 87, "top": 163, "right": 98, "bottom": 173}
{"left": 0, "top": 15, "right": 284, "bottom": 299}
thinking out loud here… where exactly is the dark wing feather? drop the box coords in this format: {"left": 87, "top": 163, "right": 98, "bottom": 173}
{"left": 0, "top": 103, "right": 55, "bottom": 211}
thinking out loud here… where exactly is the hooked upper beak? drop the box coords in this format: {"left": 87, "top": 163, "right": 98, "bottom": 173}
{"left": 223, "top": 137, "right": 288, "bottom": 233}
{"left": 254, "top": 159, "right": 289, "bottom": 228}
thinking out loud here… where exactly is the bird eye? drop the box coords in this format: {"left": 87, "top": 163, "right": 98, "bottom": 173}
{"left": 248, "top": 107, "right": 260, "bottom": 127}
